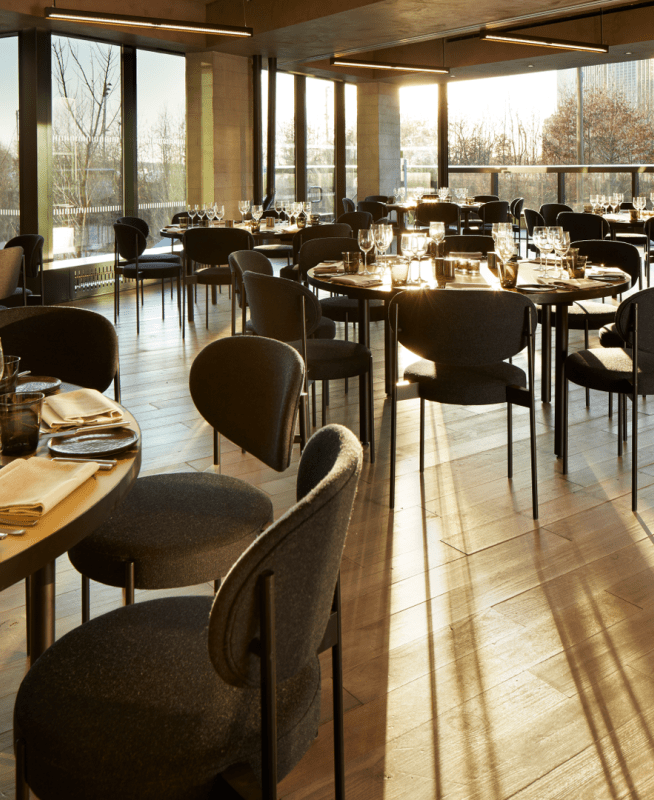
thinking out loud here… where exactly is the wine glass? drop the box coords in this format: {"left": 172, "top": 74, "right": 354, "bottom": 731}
{"left": 0, "top": 337, "right": 4, "bottom": 383}
{"left": 238, "top": 200, "right": 250, "bottom": 223}
{"left": 214, "top": 204, "right": 224, "bottom": 224}
{"left": 635, "top": 196, "right": 647, "bottom": 216}
{"left": 303, "top": 201, "right": 312, "bottom": 218}
{"left": 251, "top": 205, "right": 263, "bottom": 226}
{"left": 413, "top": 233, "right": 429, "bottom": 282}
{"left": 274, "top": 199, "right": 283, "bottom": 215}
{"left": 358, "top": 229, "right": 375, "bottom": 275}
{"left": 400, "top": 233, "right": 419, "bottom": 284}
{"left": 552, "top": 230, "right": 570, "bottom": 277}
{"left": 206, "top": 204, "right": 215, "bottom": 226}
{"left": 540, "top": 229, "right": 555, "bottom": 276}
{"left": 372, "top": 223, "right": 391, "bottom": 269}
{"left": 429, "top": 222, "right": 445, "bottom": 257}
{"left": 532, "top": 226, "right": 548, "bottom": 272}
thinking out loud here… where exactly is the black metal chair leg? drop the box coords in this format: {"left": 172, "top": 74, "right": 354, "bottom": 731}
{"left": 618, "top": 394, "right": 624, "bottom": 456}
{"left": 312, "top": 382, "right": 317, "bottom": 427}
{"left": 82, "top": 574, "right": 90, "bottom": 623}
{"left": 507, "top": 402, "right": 513, "bottom": 479}
{"left": 584, "top": 323, "right": 590, "bottom": 407}
{"left": 332, "top": 579, "right": 346, "bottom": 800}
{"left": 368, "top": 359, "right": 375, "bottom": 463}
{"left": 419, "top": 397, "right": 425, "bottom": 472}
{"left": 322, "top": 381, "right": 327, "bottom": 427}
{"left": 562, "top": 375, "right": 569, "bottom": 475}
{"left": 609, "top": 392, "right": 613, "bottom": 417}
{"left": 633, "top": 391, "right": 639, "bottom": 512}
{"left": 123, "top": 561, "right": 135, "bottom": 606}
{"left": 15, "top": 738, "right": 28, "bottom": 800}
{"left": 623, "top": 393, "right": 628, "bottom": 441}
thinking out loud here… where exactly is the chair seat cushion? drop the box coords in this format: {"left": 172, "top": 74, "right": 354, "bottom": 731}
{"left": 254, "top": 243, "right": 293, "bottom": 254}
{"left": 119, "top": 262, "right": 181, "bottom": 280}
{"left": 14, "top": 595, "right": 321, "bottom": 800}
{"left": 320, "top": 297, "right": 386, "bottom": 323}
{"left": 135, "top": 253, "right": 182, "bottom": 265}
{"left": 195, "top": 266, "right": 232, "bottom": 285}
{"left": 68, "top": 473, "right": 273, "bottom": 589}
{"left": 300, "top": 339, "right": 371, "bottom": 381}
{"left": 599, "top": 322, "right": 624, "bottom": 348}
{"left": 280, "top": 265, "right": 299, "bottom": 281}
{"left": 566, "top": 347, "right": 654, "bottom": 394}
{"left": 551, "top": 300, "right": 617, "bottom": 330}
{"left": 314, "top": 317, "right": 336, "bottom": 339}
{"left": 405, "top": 359, "right": 526, "bottom": 405}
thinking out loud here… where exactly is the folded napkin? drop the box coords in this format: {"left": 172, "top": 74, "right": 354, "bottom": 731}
{"left": 550, "top": 278, "right": 601, "bottom": 290}
{"left": 42, "top": 389, "right": 123, "bottom": 431}
{"left": 0, "top": 458, "right": 100, "bottom": 523}
{"left": 589, "top": 267, "right": 626, "bottom": 278}
{"left": 449, "top": 275, "right": 491, "bottom": 289}
{"left": 314, "top": 262, "right": 344, "bottom": 274}
{"left": 449, "top": 251, "right": 483, "bottom": 260}
{"left": 329, "top": 275, "right": 383, "bottom": 287}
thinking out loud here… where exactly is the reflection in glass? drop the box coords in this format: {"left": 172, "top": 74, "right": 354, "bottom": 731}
{"left": 345, "top": 84, "right": 357, "bottom": 206}
{"left": 275, "top": 73, "right": 295, "bottom": 206}
{"left": 0, "top": 37, "right": 19, "bottom": 247}
{"left": 306, "top": 77, "right": 335, "bottom": 219}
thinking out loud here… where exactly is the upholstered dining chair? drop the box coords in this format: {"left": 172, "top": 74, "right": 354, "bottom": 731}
{"left": 182, "top": 226, "right": 253, "bottom": 336}
{"left": 342, "top": 197, "right": 356, "bottom": 214}
{"left": 473, "top": 194, "right": 499, "bottom": 203}
{"left": 509, "top": 198, "right": 524, "bottom": 242}
{"left": 67, "top": 335, "right": 305, "bottom": 623}
{"left": 524, "top": 208, "right": 545, "bottom": 258}
{"left": 243, "top": 271, "right": 375, "bottom": 459}
{"left": 415, "top": 202, "right": 460, "bottom": 234}
{"left": 253, "top": 210, "right": 294, "bottom": 266}
{"left": 356, "top": 200, "right": 386, "bottom": 221}
{"left": 117, "top": 216, "right": 182, "bottom": 265}
{"left": 469, "top": 200, "right": 510, "bottom": 234}
{"left": 337, "top": 210, "right": 373, "bottom": 238}
{"left": 443, "top": 234, "right": 494, "bottom": 256}
{"left": 15, "top": 424, "right": 362, "bottom": 800}
{"left": 557, "top": 211, "right": 610, "bottom": 242}
{"left": 0, "top": 247, "right": 24, "bottom": 309}
{"left": 539, "top": 203, "right": 572, "bottom": 227}
{"left": 388, "top": 289, "right": 539, "bottom": 518}
{"left": 113, "top": 222, "right": 183, "bottom": 334}
{"left": 4, "top": 235, "right": 43, "bottom": 304}
{"left": 563, "top": 287, "right": 654, "bottom": 511}
{"left": 280, "top": 223, "right": 352, "bottom": 281}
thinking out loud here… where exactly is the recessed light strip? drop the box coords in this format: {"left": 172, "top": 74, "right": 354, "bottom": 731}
{"left": 330, "top": 57, "right": 449, "bottom": 74}
{"left": 480, "top": 30, "right": 608, "bottom": 53}
{"left": 44, "top": 7, "right": 253, "bottom": 37}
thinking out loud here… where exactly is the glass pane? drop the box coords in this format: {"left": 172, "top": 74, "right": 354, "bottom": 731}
{"left": 52, "top": 36, "right": 122, "bottom": 261}
{"left": 400, "top": 85, "right": 438, "bottom": 195}
{"left": 275, "top": 72, "right": 295, "bottom": 205}
{"left": 137, "top": 50, "right": 186, "bottom": 248}
{"left": 262, "top": 67, "right": 268, "bottom": 199}
{"left": 345, "top": 83, "right": 357, "bottom": 204}
{"left": 306, "top": 78, "right": 335, "bottom": 219}
{"left": 0, "top": 37, "right": 19, "bottom": 246}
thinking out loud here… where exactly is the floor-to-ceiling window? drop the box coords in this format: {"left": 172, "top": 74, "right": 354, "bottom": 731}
{"left": 345, "top": 83, "right": 357, "bottom": 203}
{"left": 136, "top": 49, "right": 186, "bottom": 247}
{"left": 400, "top": 84, "right": 438, "bottom": 196}
{"left": 0, "top": 36, "right": 19, "bottom": 246}
{"left": 261, "top": 66, "right": 268, "bottom": 198}
{"left": 275, "top": 72, "right": 295, "bottom": 204}
{"left": 306, "top": 77, "right": 335, "bottom": 218}
{"left": 51, "top": 35, "right": 122, "bottom": 261}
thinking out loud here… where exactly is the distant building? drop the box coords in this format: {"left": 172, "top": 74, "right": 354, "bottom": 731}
{"left": 557, "top": 59, "right": 654, "bottom": 108}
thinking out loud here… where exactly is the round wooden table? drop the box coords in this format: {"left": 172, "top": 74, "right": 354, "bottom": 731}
{"left": 0, "top": 388, "right": 141, "bottom": 664}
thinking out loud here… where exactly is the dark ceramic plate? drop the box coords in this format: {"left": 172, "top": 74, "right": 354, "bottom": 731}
{"left": 16, "top": 376, "right": 62, "bottom": 396}
{"left": 47, "top": 427, "right": 139, "bottom": 457}
{"left": 517, "top": 284, "right": 557, "bottom": 292}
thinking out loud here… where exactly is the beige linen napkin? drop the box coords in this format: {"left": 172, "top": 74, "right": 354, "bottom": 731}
{"left": 42, "top": 389, "right": 123, "bottom": 431}
{"left": 0, "top": 458, "right": 100, "bottom": 523}
{"left": 313, "top": 262, "right": 344, "bottom": 274}
{"left": 329, "top": 274, "right": 383, "bottom": 287}
{"left": 539, "top": 277, "right": 599, "bottom": 290}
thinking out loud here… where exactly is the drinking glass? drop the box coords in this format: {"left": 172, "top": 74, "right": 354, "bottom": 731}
{"left": 429, "top": 222, "right": 445, "bottom": 257}
{"left": 601, "top": 195, "right": 610, "bottom": 215}
{"left": 650, "top": 192, "right": 654, "bottom": 209}
{"left": 214, "top": 204, "right": 225, "bottom": 223}
{"left": 636, "top": 196, "right": 647, "bottom": 216}
{"left": 400, "top": 234, "right": 418, "bottom": 284}
{"left": 251, "top": 205, "right": 263, "bottom": 225}
{"left": 274, "top": 199, "right": 283, "bottom": 215}
{"left": 0, "top": 338, "right": 4, "bottom": 382}
{"left": 238, "top": 200, "right": 250, "bottom": 223}
{"left": 0, "top": 392, "right": 44, "bottom": 456}
{"left": 373, "top": 223, "right": 393, "bottom": 268}
{"left": 589, "top": 195, "right": 598, "bottom": 213}
{"left": 189, "top": 204, "right": 198, "bottom": 227}
{"left": 413, "top": 233, "right": 429, "bottom": 282}
{"left": 532, "top": 226, "right": 549, "bottom": 272}
{"left": 552, "top": 230, "right": 570, "bottom": 277}
{"left": 206, "top": 205, "right": 215, "bottom": 226}
{"left": 303, "top": 201, "right": 312, "bottom": 217}
{"left": 358, "top": 229, "right": 375, "bottom": 275}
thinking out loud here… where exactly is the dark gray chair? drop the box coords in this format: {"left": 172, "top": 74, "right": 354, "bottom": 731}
{"left": 388, "top": 289, "right": 538, "bottom": 518}
{"left": 557, "top": 211, "right": 610, "bottom": 242}
{"left": 643, "top": 218, "right": 654, "bottom": 285}
{"left": 365, "top": 195, "right": 391, "bottom": 203}
{"left": 468, "top": 200, "right": 510, "bottom": 233}
{"left": 244, "top": 271, "right": 375, "bottom": 460}
{"left": 4, "top": 235, "right": 43, "bottom": 304}
{"left": 337, "top": 211, "right": 373, "bottom": 238}
{"left": 15, "top": 423, "right": 362, "bottom": 800}
{"left": 564, "top": 287, "right": 654, "bottom": 511}
{"left": 113, "top": 222, "right": 183, "bottom": 335}
{"left": 254, "top": 210, "right": 294, "bottom": 266}
{"left": 117, "top": 216, "right": 182, "bottom": 265}
{"left": 0, "top": 247, "right": 25, "bottom": 308}
{"left": 443, "top": 234, "right": 494, "bottom": 256}
{"left": 524, "top": 208, "right": 545, "bottom": 258}
{"left": 509, "top": 198, "right": 524, "bottom": 241}
{"left": 356, "top": 201, "right": 386, "bottom": 221}
{"left": 281, "top": 223, "right": 353, "bottom": 282}
{"left": 539, "top": 203, "right": 572, "bottom": 227}
{"left": 182, "top": 227, "right": 253, "bottom": 336}
{"left": 67, "top": 335, "right": 305, "bottom": 623}
{"left": 474, "top": 194, "right": 499, "bottom": 203}
{"left": 415, "top": 202, "right": 460, "bottom": 234}
{"left": 342, "top": 197, "right": 355, "bottom": 214}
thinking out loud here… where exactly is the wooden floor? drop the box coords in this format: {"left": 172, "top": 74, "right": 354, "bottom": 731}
{"left": 3, "top": 272, "right": 654, "bottom": 799}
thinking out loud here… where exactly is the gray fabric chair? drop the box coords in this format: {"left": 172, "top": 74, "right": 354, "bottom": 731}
{"left": 415, "top": 202, "right": 460, "bottom": 234}
{"left": 113, "top": 223, "right": 183, "bottom": 335}
{"left": 467, "top": 200, "right": 510, "bottom": 233}
{"left": 243, "top": 271, "right": 375, "bottom": 460}
{"left": 557, "top": 211, "right": 610, "bottom": 242}
{"left": 564, "top": 287, "right": 654, "bottom": 511}
{"left": 473, "top": 194, "right": 499, "bottom": 203}
{"left": 280, "top": 223, "right": 353, "bottom": 282}
{"left": 116, "top": 216, "right": 182, "bottom": 265}
{"left": 388, "top": 289, "right": 538, "bottom": 518}
{"left": 342, "top": 197, "right": 356, "bottom": 214}
{"left": 254, "top": 210, "right": 294, "bottom": 266}
{"left": 14, "top": 424, "right": 362, "bottom": 800}
{"left": 182, "top": 227, "right": 254, "bottom": 336}
{"left": 337, "top": 211, "right": 373, "bottom": 237}
{"left": 524, "top": 208, "right": 545, "bottom": 258}
{"left": 443, "top": 234, "right": 494, "bottom": 256}
{"left": 67, "top": 335, "right": 305, "bottom": 623}
{"left": 509, "top": 198, "right": 524, "bottom": 241}
{"left": 4, "top": 235, "right": 43, "bottom": 304}
{"left": 539, "top": 203, "right": 572, "bottom": 227}
{"left": 356, "top": 201, "right": 386, "bottom": 221}
{"left": 0, "top": 247, "right": 24, "bottom": 307}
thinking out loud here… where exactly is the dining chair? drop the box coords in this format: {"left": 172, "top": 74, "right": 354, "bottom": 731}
{"left": 280, "top": 223, "right": 353, "bottom": 281}
{"left": 563, "top": 287, "right": 654, "bottom": 512}
{"left": 509, "top": 198, "right": 524, "bottom": 242}
{"left": 356, "top": 200, "right": 386, "bottom": 221}
{"left": 113, "top": 222, "right": 183, "bottom": 335}
{"left": 243, "top": 270, "right": 375, "bottom": 460}
{"left": 0, "top": 247, "right": 25, "bottom": 308}
{"left": 4, "top": 235, "right": 43, "bottom": 304}
{"left": 642, "top": 218, "right": 654, "bottom": 285}
{"left": 415, "top": 202, "right": 460, "bottom": 234}
{"left": 556, "top": 211, "right": 610, "bottom": 242}
{"left": 15, "top": 423, "right": 362, "bottom": 800}
{"left": 443, "top": 234, "right": 494, "bottom": 255}
{"left": 364, "top": 194, "right": 391, "bottom": 203}
{"left": 472, "top": 200, "right": 510, "bottom": 234}
{"left": 182, "top": 227, "right": 253, "bottom": 336}
{"left": 116, "top": 216, "right": 182, "bottom": 265}
{"left": 473, "top": 195, "right": 499, "bottom": 203}
{"left": 337, "top": 210, "right": 373, "bottom": 237}
{"left": 67, "top": 335, "right": 305, "bottom": 624}
{"left": 253, "top": 210, "right": 294, "bottom": 266}
{"left": 388, "top": 289, "right": 538, "bottom": 518}
{"left": 524, "top": 208, "right": 545, "bottom": 258}
{"left": 342, "top": 197, "right": 356, "bottom": 214}
{"left": 539, "top": 203, "right": 572, "bottom": 227}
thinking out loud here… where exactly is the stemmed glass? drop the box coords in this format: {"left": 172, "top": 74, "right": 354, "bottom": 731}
{"left": 635, "top": 196, "right": 647, "bottom": 217}
{"left": 251, "top": 205, "right": 263, "bottom": 227}
{"left": 214, "top": 204, "right": 225, "bottom": 224}
{"left": 0, "top": 337, "right": 4, "bottom": 383}
{"left": 373, "top": 223, "right": 393, "bottom": 269}
{"left": 552, "top": 230, "right": 570, "bottom": 277}
{"left": 187, "top": 204, "right": 196, "bottom": 227}
{"left": 413, "top": 233, "right": 429, "bottom": 282}
{"left": 532, "top": 226, "right": 548, "bottom": 273}
{"left": 429, "top": 222, "right": 445, "bottom": 257}
{"left": 275, "top": 199, "right": 283, "bottom": 216}
{"left": 540, "top": 229, "right": 556, "bottom": 276}
{"left": 600, "top": 195, "right": 610, "bottom": 215}
{"left": 589, "top": 195, "right": 598, "bottom": 213}
{"left": 358, "top": 229, "right": 375, "bottom": 275}
{"left": 400, "top": 233, "right": 420, "bottom": 284}
{"left": 206, "top": 204, "right": 215, "bottom": 226}
{"left": 650, "top": 192, "right": 654, "bottom": 210}
{"left": 303, "top": 201, "right": 312, "bottom": 218}
{"left": 238, "top": 200, "right": 250, "bottom": 224}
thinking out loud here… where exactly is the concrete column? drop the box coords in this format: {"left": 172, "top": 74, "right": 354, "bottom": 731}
{"left": 186, "top": 51, "right": 253, "bottom": 219}
{"left": 357, "top": 82, "right": 401, "bottom": 200}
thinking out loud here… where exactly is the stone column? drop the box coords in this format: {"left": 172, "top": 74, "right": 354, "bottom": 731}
{"left": 357, "top": 82, "right": 401, "bottom": 201}
{"left": 186, "top": 52, "right": 253, "bottom": 220}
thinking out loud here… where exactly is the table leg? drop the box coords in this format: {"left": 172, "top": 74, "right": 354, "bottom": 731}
{"left": 541, "top": 305, "right": 552, "bottom": 403}
{"left": 554, "top": 304, "right": 569, "bottom": 458}
{"left": 384, "top": 312, "right": 391, "bottom": 396}
{"left": 29, "top": 560, "right": 55, "bottom": 665}
{"left": 185, "top": 253, "right": 194, "bottom": 323}
{"left": 358, "top": 298, "right": 371, "bottom": 444}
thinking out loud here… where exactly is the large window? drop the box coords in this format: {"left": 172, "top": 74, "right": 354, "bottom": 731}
{"left": 306, "top": 77, "right": 335, "bottom": 218}
{"left": 137, "top": 50, "right": 186, "bottom": 247}
{"left": 51, "top": 35, "right": 122, "bottom": 261}
{"left": 0, "top": 36, "right": 19, "bottom": 247}
{"left": 345, "top": 83, "right": 357, "bottom": 202}
{"left": 400, "top": 84, "right": 438, "bottom": 195}
{"left": 275, "top": 72, "right": 295, "bottom": 204}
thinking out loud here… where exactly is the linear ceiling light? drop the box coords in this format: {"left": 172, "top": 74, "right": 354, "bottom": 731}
{"left": 480, "top": 30, "right": 608, "bottom": 53}
{"left": 330, "top": 57, "right": 449, "bottom": 74}
{"left": 44, "top": 7, "right": 253, "bottom": 37}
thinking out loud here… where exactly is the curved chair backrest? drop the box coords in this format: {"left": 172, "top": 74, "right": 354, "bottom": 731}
{"left": 645, "top": 218, "right": 654, "bottom": 243}
{"left": 117, "top": 216, "right": 149, "bottom": 238}
{"left": 539, "top": 203, "right": 572, "bottom": 227}
{"left": 114, "top": 222, "right": 147, "bottom": 261}
{"left": 171, "top": 211, "right": 190, "bottom": 224}
{"left": 292, "top": 223, "right": 352, "bottom": 263}
{"left": 0, "top": 306, "right": 119, "bottom": 394}
{"left": 364, "top": 195, "right": 389, "bottom": 203}
{"left": 243, "top": 271, "right": 322, "bottom": 341}
{"left": 523, "top": 208, "right": 545, "bottom": 235}
{"left": 208, "top": 423, "right": 362, "bottom": 687}
{"left": 572, "top": 239, "right": 642, "bottom": 284}
{"left": 615, "top": 287, "right": 654, "bottom": 354}
{"left": 389, "top": 289, "right": 537, "bottom": 367}
{"left": 558, "top": 212, "right": 610, "bottom": 241}
{"left": 620, "top": 201, "right": 635, "bottom": 211}
{"left": 356, "top": 201, "right": 386, "bottom": 221}
{"left": 510, "top": 198, "right": 524, "bottom": 219}
{"left": 228, "top": 250, "right": 274, "bottom": 304}
{"left": 415, "top": 202, "right": 459, "bottom": 226}
{"left": 262, "top": 209, "right": 280, "bottom": 219}
{"left": 183, "top": 227, "right": 254, "bottom": 267}
{"left": 263, "top": 189, "right": 276, "bottom": 210}
{"left": 0, "top": 247, "right": 23, "bottom": 299}
{"left": 189, "top": 336, "right": 305, "bottom": 472}
{"left": 480, "top": 201, "right": 510, "bottom": 225}
{"left": 474, "top": 195, "right": 499, "bottom": 203}
{"left": 5, "top": 235, "right": 44, "bottom": 280}
{"left": 337, "top": 211, "right": 373, "bottom": 237}
{"left": 443, "top": 234, "right": 494, "bottom": 255}
{"left": 342, "top": 198, "right": 355, "bottom": 214}
{"left": 298, "top": 237, "right": 360, "bottom": 276}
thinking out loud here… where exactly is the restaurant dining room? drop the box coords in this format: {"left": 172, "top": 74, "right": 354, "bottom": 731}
{"left": 3, "top": 0, "right": 654, "bottom": 797}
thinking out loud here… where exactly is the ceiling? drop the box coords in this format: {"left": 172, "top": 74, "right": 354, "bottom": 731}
{"left": 2, "top": 0, "right": 654, "bottom": 83}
